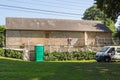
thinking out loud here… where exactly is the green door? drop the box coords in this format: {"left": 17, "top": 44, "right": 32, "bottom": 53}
{"left": 35, "top": 44, "right": 44, "bottom": 62}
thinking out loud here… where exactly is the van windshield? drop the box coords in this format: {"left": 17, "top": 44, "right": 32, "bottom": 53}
{"left": 100, "top": 47, "right": 109, "bottom": 52}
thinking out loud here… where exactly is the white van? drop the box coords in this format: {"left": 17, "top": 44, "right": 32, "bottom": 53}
{"left": 95, "top": 46, "right": 120, "bottom": 62}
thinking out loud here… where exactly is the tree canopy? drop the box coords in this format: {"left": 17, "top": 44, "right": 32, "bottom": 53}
{"left": 83, "top": 5, "right": 105, "bottom": 21}
{"left": 0, "top": 25, "right": 5, "bottom": 32}
{"left": 82, "top": 5, "right": 115, "bottom": 32}
{"left": 0, "top": 25, "right": 5, "bottom": 47}
{"left": 95, "top": 0, "right": 120, "bottom": 21}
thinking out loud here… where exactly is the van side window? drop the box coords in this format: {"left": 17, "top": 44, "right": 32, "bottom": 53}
{"left": 108, "top": 48, "right": 115, "bottom": 53}
{"left": 117, "top": 48, "right": 120, "bottom": 53}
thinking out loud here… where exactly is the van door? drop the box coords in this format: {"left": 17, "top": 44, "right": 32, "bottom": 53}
{"left": 107, "top": 47, "right": 115, "bottom": 60}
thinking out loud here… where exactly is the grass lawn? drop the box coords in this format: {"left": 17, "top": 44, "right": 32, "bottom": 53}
{"left": 0, "top": 57, "right": 120, "bottom": 80}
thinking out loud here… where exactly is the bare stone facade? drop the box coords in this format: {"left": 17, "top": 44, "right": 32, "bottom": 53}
{"left": 6, "top": 30, "right": 112, "bottom": 51}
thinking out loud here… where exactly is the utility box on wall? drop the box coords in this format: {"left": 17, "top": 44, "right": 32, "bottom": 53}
{"left": 34, "top": 44, "right": 44, "bottom": 62}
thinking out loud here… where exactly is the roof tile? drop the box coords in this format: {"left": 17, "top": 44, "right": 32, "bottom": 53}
{"left": 6, "top": 17, "right": 112, "bottom": 32}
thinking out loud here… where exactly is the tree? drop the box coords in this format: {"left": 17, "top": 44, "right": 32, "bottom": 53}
{"left": 82, "top": 5, "right": 115, "bottom": 32}
{"left": 83, "top": 5, "right": 105, "bottom": 20}
{"left": 0, "top": 25, "right": 5, "bottom": 32}
{"left": 0, "top": 25, "right": 5, "bottom": 47}
{"left": 95, "top": 0, "right": 120, "bottom": 21}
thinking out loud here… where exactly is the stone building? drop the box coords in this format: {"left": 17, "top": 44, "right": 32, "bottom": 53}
{"left": 6, "top": 17, "right": 112, "bottom": 60}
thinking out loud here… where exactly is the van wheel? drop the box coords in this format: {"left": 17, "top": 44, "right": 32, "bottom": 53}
{"left": 104, "top": 57, "right": 111, "bottom": 62}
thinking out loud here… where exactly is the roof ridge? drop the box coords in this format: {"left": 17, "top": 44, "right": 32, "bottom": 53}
{"left": 6, "top": 17, "right": 102, "bottom": 23}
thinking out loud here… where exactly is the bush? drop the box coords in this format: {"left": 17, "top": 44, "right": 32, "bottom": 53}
{"left": 4, "top": 49, "right": 23, "bottom": 59}
{"left": 44, "top": 51, "right": 96, "bottom": 61}
{"left": 0, "top": 48, "right": 5, "bottom": 56}
{"left": 0, "top": 49, "right": 24, "bottom": 59}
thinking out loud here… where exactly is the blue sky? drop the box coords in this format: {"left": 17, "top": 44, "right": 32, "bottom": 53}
{"left": 0, "top": 0, "right": 94, "bottom": 25}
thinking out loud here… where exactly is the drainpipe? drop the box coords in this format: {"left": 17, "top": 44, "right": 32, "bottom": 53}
{"left": 84, "top": 32, "right": 88, "bottom": 51}
{"left": 85, "top": 32, "right": 88, "bottom": 46}
{"left": 27, "top": 40, "right": 30, "bottom": 60}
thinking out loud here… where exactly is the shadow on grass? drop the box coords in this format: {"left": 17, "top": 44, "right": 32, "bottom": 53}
{"left": 0, "top": 57, "right": 120, "bottom": 80}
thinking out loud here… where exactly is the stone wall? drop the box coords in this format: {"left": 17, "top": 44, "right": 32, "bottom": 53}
{"left": 6, "top": 30, "right": 85, "bottom": 49}
{"left": 6, "top": 30, "right": 112, "bottom": 61}
{"left": 87, "top": 32, "right": 112, "bottom": 46}
{"left": 6, "top": 30, "right": 112, "bottom": 50}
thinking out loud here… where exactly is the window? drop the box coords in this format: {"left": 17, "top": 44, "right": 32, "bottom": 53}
{"left": 108, "top": 48, "right": 115, "bottom": 53}
{"left": 100, "top": 47, "right": 109, "bottom": 52}
{"left": 45, "top": 33, "right": 50, "bottom": 38}
{"left": 117, "top": 48, "right": 120, "bottom": 53}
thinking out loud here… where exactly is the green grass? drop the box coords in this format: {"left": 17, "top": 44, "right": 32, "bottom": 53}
{"left": 0, "top": 56, "right": 120, "bottom": 80}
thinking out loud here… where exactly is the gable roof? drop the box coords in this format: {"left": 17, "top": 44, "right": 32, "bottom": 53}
{"left": 6, "top": 17, "right": 112, "bottom": 32}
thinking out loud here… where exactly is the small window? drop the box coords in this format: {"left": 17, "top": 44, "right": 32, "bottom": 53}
{"left": 45, "top": 33, "right": 50, "bottom": 38}
{"left": 117, "top": 48, "right": 120, "bottom": 53}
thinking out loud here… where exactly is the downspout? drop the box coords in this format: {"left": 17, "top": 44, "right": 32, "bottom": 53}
{"left": 4, "top": 29, "right": 6, "bottom": 48}
{"left": 84, "top": 32, "right": 88, "bottom": 46}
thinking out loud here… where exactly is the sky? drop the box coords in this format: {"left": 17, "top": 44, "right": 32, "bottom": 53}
{"left": 0, "top": 0, "right": 94, "bottom": 25}
{"left": 115, "top": 15, "right": 120, "bottom": 31}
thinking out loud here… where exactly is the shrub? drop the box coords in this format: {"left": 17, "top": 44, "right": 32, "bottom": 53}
{"left": 44, "top": 51, "right": 96, "bottom": 61}
{"left": 0, "top": 48, "right": 5, "bottom": 56}
{"left": 4, "top": 49, "right": 24, "bottom": 59}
